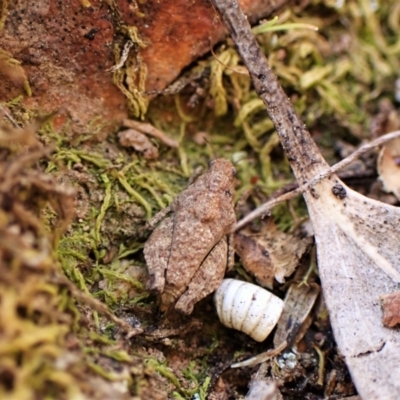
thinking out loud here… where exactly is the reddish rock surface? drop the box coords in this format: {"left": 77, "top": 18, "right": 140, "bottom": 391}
{"left": 117, "top": 0, "right": 290, "bottom": 93}
{"left": 0, "top": 0, "right": 123, "bottom": 134}
{"left": 0, "top": 0, "right": 289, "bottom": 134}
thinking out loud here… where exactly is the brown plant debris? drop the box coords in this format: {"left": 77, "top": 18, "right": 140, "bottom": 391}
{"left": 273, "top": 283, "right": 320, "bottom": 348}
{"left": 235, "top": 219, "right": 312, "bottom": 289}
{"left": 378, "top": 137, "right": 400, "bottom": 200}
{"left": 118, "top": 128, "right": 159, "bottom": 160}
{"left": 381, "top": 292, "right": 400, "bottom": 328}
{"left": 123, "top": 119, "right": 179, "bottom": 149}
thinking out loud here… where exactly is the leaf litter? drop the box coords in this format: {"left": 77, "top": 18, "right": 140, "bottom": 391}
{"left": 234, "top": 219, "right": 312, "bottom": 289}
{"left": 211, "top": 0, "right": 400, "bottom": 398}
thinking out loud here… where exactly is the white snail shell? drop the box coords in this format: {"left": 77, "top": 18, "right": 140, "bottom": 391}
{"left": 214, "top": 278, "right": 284, "bottom": 342}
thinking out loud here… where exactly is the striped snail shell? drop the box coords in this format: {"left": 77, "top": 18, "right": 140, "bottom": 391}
{"left": 214, "top": 279, "right": 284, "bottom": 342}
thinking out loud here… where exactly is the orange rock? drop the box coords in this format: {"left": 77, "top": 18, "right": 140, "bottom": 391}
{"left": 118, "top": 0, "right": 289, "bottom": 93}
{"left": 0, "top": 0, "right": 289, "bottom": 133}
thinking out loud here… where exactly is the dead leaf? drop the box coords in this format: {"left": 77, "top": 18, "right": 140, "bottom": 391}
{"left": 234, "top": 231, "right": 274, "bottom": 288}
{"left": 235, "top": 220, "right": 312, "bottom": 289}
{"left": 302, "top": 176, "right": 400, "bottom": 399}
{"left": 378, "top": 137, "right": 400, "bottom": 200}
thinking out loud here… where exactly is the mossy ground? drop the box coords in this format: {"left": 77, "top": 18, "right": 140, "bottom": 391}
{"left": 0, "top": 0, "right": 399, "bottom": 398}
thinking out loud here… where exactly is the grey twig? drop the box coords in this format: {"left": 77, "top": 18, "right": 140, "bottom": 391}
{"left": 235, "top": 129, "right": 400, "bottom": 230}
{"left": 210, "top": 0, "right": 327, "bottom": 183}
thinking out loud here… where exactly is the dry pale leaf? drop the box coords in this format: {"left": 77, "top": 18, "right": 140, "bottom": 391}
{"left": 211, "top": 1, "right": 400, "bottom": 397}
{"left": 378, "top": 136, "right": 400, "bottom": 200}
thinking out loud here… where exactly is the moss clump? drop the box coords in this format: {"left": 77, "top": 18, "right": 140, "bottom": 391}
{"left": 0, "top": 123, "right": 83, "bottom": 399}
